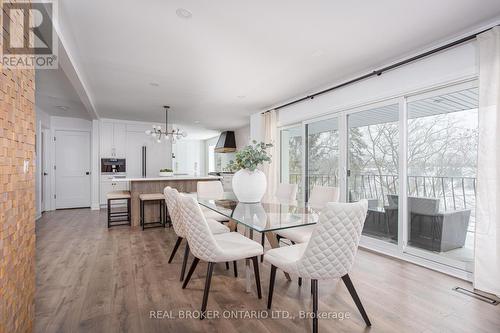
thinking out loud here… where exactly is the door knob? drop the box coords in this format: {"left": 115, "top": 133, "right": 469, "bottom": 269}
{"left": 85, "top": 171, "right": 90, "bottom": 175}
{"left": 43, "top": 172, "right": 48, "bottom": 176}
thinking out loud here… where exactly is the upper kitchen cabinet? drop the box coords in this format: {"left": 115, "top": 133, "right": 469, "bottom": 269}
{"left": 100, "top": 121, "right": 127, "bottom": 158}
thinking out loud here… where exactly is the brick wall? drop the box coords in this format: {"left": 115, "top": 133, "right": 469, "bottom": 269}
{"left": 0, "top": 1, "right": 36, "bottom": 332}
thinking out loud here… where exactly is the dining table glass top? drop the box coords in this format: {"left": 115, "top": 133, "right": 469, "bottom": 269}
{"left": 197, "top": 193, "right": 320, "bottom": 233}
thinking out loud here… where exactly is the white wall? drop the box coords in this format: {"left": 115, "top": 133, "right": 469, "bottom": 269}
{"left": 234, "top": 125, "right": 250, "bottom": 149}
{"left": 51, "top": 116, "right": 92, "bottom": 131}
{"left": 250, "top": 113, "right": 263, "bottom": 142}
{"left": 275, "top": 41, "right": 478, "bottom": 126}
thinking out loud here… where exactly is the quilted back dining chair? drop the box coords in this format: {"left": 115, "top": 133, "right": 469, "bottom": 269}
{"left": 165, "top": 187, "right": 184, "bottom": 238}
{"left": 276, "top": 185, "right": 341, "bottom": 245}
{"left": 197, "top": 181, "right": 224, "bottom": 199}
{"left": 179, "top": 195, "right": 263, "bottom": 319}
{"left": 275, "top": 183, "right": 299, "bottom": 204}
{"left": 265, "top": 199, "right": 370, "bottom": 333}
{"left": 308, "top": 185, "right": 340, "bottom": 209}
{"left": 165, "top": 187, "right": 230, "bottom": 281}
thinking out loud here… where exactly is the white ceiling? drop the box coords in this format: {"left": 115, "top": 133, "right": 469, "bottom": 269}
{"left": 35, "top": 66, "right": 90, "bottom": 119}
{"left": 55, "top": 0, "right": 500, "bottom": 131}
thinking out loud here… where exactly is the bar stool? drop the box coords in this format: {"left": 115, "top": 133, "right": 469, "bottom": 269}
{"left": 139, "top": 193, "right": 166, "bottom": 230}
{"left": 107, "top": 190, "right": 131, "bottom": 228}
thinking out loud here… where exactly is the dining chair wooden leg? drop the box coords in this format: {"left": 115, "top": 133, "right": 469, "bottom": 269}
{"left": 298, "top": 277, "right": 302, "bottom": 286}
{"left": 200, "top": 262, "right": 215, "bottom": 320}
{"left": 180, "top": 243, "right": 190, "bottom": 281}
{"left": 168, "top": 237, "right": 183, "bottom": 263}
{"left": 341, "top": 274, "right": 371, "bottom": 326}
{"left": 311, "top": 279, "right": 318, "bottom": 333}
{"left": 251, "top": 256, "right": 262, "bottom": 299}
{"left": 233, "top": 261, "right": 238, "bottom": 278}
{"left": 182, "top": 257, "right": 200, "bottom": 289}
{"left": 267, "top": 265, "right": 277, "bottom": 309}
{"left": 260, "top": 234, "right": 265, "bottom": 262}
{"left": 225, "top": 262, "right": 229, "bottom": 270}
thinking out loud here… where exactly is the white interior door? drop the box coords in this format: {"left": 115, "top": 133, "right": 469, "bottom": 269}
{"left": 55, "top": 130, "right": 91, "bottom": 209}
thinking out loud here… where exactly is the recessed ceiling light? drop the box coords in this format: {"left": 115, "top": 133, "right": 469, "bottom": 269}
{"left": 56, "top": 105, "right": 69, "bottom": 111}
{"left": 150, "top": 82, "right": 160, "bottom": 87}
{"left": 176, "top": 8, "right": 192, "bottom": 19}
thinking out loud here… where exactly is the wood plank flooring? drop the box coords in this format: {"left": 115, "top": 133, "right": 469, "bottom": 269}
{"left": 35, "top": 209, "right": 500, "bottom": 333}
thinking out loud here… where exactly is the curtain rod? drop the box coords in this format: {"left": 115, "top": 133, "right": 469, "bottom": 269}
{"left": 261, "top": 25, "right": 498, "bottom": 114}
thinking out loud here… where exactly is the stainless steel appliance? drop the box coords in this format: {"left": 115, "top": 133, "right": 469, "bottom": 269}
{"left": 101, "top": 158, "right": 126, "bottom": 174}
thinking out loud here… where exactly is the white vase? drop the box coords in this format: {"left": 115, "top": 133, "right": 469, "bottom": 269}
{"left": 232, "top": 169, "right": 267, "bottom": 203}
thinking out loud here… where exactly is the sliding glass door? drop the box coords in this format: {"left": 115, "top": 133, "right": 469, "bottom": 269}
{"left": 305, "top": 117, "right": 339, "bottom": 201}
{"left": 405, "top": 83, "right": 478, "bottom": 270}
{"left": 347, "top": 103, "right": 399, "bottom": 244}
{"left": 280, "top": 125, "right": 303, "bottom": 197}
{"left": 278, "top": 80, "right": 478, "bottom": 275}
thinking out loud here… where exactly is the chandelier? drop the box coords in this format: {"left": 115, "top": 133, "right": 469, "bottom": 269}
{"left": 145, "top": 106, "right": 187, "bottom": 143}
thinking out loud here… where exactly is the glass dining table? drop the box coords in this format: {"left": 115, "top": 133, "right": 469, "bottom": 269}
{"left": 198, "top": 193, "right": 320, "bottom": 292}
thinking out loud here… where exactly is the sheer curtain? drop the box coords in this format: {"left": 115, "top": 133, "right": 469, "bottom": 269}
{"left": 475, "top": 26, "right": 500, "bottom": 297}
{"left": 262, "top": 110, "right": 278, "bottom": 201}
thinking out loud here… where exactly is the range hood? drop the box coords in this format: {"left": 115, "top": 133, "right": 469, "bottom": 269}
{"left": 214, "top": 131, "right": 236, "bottom": 153}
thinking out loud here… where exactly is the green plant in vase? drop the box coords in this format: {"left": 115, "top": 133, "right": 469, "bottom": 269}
{"left": 230, "top": 141, "right": 273, "bottom": 202}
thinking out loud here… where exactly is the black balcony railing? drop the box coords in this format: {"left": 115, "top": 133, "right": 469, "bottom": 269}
{"left": 288, "top": 172, "right": 477, "bottom": 232}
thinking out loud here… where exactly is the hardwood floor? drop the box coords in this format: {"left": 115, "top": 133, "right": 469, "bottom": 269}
{"left": 35, "top": 209, "right": 500, "bottom": 333}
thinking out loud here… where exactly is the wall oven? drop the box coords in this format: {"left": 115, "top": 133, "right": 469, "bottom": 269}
{"left": 101, "top": 158, "right": 126, "bottom": 174}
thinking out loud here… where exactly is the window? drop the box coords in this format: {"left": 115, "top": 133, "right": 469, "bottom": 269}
{"left": 306, "top": 117, "right": 339, "bottom": 200}
{"left": 348, "top": 103, "right": 399, "bottom": 244}
{"left": 208, "top": 144, "right": 215, "bottom": 173}
{"left": 278, "top": 80, "right": 478, "bottom": 274}
{"left": 280, "top": 126, "right": 303, "bottom": 197}
{"left": 406, "top": 85, "right": 478, "bottom": 267}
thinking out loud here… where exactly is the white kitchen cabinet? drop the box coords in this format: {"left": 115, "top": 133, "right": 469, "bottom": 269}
{"left": 100, "top": 122, "right": 114, "bottom": 157}
{"left": 100, "top": 175, "right": 129, "bottom": 206}
{"left": 172, "top": 140, "right": 204, "bottom": 175}
{"left": 100, "top": 121, "right": 127, "bottom": 158}
{"left": 113, "top": 123, "right": 127, "bottom": 158}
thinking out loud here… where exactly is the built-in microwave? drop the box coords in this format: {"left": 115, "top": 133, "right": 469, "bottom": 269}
{"left": 101, "top": 158, "right": 126, "bottom": 174}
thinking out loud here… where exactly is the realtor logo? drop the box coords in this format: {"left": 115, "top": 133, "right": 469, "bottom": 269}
{"left": 1, "top": 0, "right": 58, "bottom": 69}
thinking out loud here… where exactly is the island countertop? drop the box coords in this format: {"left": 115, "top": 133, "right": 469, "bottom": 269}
{"left": 118, "top": 175, "right": 221, "bottom": 226}
{"left": 112, "top": 175, "right": 222, "bottom": 182}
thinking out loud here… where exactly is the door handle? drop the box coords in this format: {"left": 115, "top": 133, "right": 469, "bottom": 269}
{"left": 85, "top": 171, "right": 90, "bottom": 175}
{"left": 43, "top": 172, "right": 48, "bottom": 176}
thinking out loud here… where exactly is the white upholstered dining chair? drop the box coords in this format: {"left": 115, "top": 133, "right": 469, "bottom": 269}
{"left": 258, "top": 183, "right": 299, "bottom": 261}
{"left": 197, "top": 181, "right": 230, "bottom": 222}
{"left": 276, "top": 185, "right": 340, "bottom": 244}
{"left": 164, "top": 187, "right": 231, "bottom": 281}
{"left": 265, "top": 200, "right": 370, "bottom": 333}
{"left": 179, "top": 195, "right": 263, "bottom": 319}
{"left": 275, "top": 183, "right": 299, "bottom": 204}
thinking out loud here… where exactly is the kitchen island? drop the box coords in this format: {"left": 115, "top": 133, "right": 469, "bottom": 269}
{"left": 114, "top": 175, "right": 221, "bottom": 226}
